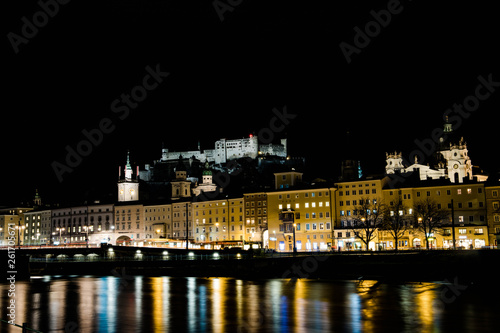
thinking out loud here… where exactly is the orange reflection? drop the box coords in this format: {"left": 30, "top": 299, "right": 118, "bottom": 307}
{"left": 49, "top": 279, "right": 67, "bottom": 332}
{"left": 414, "top": 283, "right": 438, "bottom": 331}
{"left": 151, "top": 277, "right": 166, "bottom": 331}
{"left": 79, "top": 278, "right": 97, "bottom": 332}
{"left": 211, "top": 278, "right": 226, "bottom": 333}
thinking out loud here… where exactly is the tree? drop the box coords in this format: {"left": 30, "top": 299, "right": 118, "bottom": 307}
{"left": 382, "top": 195, "right": 410, "bottom": 251}
{"left": 342, "top": 197, "right": 385, "bottom": 250}
{"left": 413, "top": 198, "right": 450, "bottom": 250}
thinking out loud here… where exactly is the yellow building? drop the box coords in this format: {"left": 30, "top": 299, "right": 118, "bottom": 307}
{"left": 267, "top": 187, "right": 333, "bottom": 252}
{"left": 243, "top": 192, "right": 267, "bottom": 244}
{"left": 144, "top": 203, "right": 172, "bottom": 245}
{"left": 0, "top": 212, "right": 23, "bottom": 247}
{"left": 192, "top": 197, "right": 245, "bottom": 248}
{"left": 485, "top": 184, "right": 500, "bottom": 247}
{"left": 193, "top": 199, "right": 228, "bottom": 247}
{"left": 114, "top": 203, "right": 145, "bottom": 246}
{"left": 382, "top": 181, "right": 488, "bottom": 249}
{"left": 274, "top": 171, "right": 303, "bottom": 190}
{"left": 333, "top": 177, "right": 387, "bottom": 250}
{"left": 334, "top": 177, "right": 388, "bottom": 228}
{"left": 171, "top": 201, "right": 193, "bottom": 246}
{"left": 228, "top": 197, "right": 245, "bottom": 243}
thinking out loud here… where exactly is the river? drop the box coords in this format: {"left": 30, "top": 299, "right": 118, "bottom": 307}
{"left": 1, "top": 275, "right": 499, "bottom": 332}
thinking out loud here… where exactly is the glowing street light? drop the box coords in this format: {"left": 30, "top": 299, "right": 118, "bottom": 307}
{"left": 56, "top": 227, "right": 65, "bottom": 245}
{"left": 15, "top": 225, "right": 25, "bottom": 249}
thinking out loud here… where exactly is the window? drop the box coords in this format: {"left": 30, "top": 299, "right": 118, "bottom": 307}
{"left": 457, "top": 189, "right": 462, "bottom": 195}
{"left": 459, "top": 228, "right": 466, "bottom": 234}
{"left": 312, "top": 223, "right": 317, "bottom": 230}
{"left": 306, "top": 223, "right": 310, "bottom": 231}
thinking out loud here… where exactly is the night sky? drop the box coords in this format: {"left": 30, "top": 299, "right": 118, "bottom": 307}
{"left": 3, "top": 0, "right": 500, "bottom": 205}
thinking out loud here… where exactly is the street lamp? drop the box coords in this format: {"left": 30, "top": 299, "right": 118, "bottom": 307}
{"left": 83, "top": 226, "right": 89, "bottom": 248}
{"left": 56, "top": 227, "right": 65, "bottom": 245}
{"left": 15, "top": 225, "right": 25, "bottom": 249}
{"left": 293, "top": 223, "right": 297, "bottom": 255}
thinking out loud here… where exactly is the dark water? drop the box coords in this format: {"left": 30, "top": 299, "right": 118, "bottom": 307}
{"left": 1, "top": 275, "right": 499, "bottom": 332}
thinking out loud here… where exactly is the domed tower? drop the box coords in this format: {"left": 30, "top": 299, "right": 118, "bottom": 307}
{"left": 192, "top": 160, "right": 218, "bottom": 197}
{"left": 201, "top": 160, "right": 213, "bottom": 185}
{"left": 437, "top": 117, "right": 473, "bottom": 183}
{"left": 385, "top": 151, "right": 404, "bottom": 174}
{"left": 171, "top": 155, "right": 192, "bottom": 199}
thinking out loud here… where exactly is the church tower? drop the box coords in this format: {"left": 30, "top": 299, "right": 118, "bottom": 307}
{"left": 385, "top": 152, "right": 404, "bottom": 174}
{"left": 171, "top": 155, "right": 192, "bottom": 200}
{"left": 192, "top": 160, "right": 217, "bottom": 196}
{"left": 118, "top": 150, "right": 139, "bottom": 202}
{"left": 438, "top": 117, "right": 473, "bottom": 183}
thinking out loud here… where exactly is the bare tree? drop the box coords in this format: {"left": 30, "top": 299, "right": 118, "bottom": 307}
{"left": 342, "top": 197, "right": 385, "bottom": 250}
{"left": 382, "top": 195, "right": 410, "bottom": 251}
{"left": 413, "top": 198, "right": 450, "bottom": 250}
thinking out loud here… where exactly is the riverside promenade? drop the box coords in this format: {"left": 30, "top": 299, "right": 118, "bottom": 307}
{"left": 4, "top": 245, "right": 499, "bottom": 283}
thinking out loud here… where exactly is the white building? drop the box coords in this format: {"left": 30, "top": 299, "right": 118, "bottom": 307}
{"left": 158, "top": 135, "right": 286, "bottom": 165}
{"left": 385, "top": 119, "right": 480, "bottom": 183}
{"left": 51, "top": 203, "right": 115, "bottom": 246}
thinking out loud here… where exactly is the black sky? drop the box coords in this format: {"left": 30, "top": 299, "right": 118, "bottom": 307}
{"left": 3, "top": 0, "right": 500, "bottom": 205}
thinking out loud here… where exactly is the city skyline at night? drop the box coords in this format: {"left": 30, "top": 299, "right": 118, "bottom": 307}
{"left": 4, "top": 1, "right": 500, "bottom": 206}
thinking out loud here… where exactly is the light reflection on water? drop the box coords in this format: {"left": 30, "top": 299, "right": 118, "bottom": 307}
{"left": 1, "top": 276, "right": 500, "bottom": 332}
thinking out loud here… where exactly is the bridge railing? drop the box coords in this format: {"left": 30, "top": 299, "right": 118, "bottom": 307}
{"left": 29, "top": 253, "right": 247, "bottom": 262}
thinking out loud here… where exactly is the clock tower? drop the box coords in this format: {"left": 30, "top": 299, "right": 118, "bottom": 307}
{"left": 118, "top": 150, "right": 140, "bottom": 202}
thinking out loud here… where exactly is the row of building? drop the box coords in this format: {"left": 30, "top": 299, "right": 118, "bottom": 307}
{"left": 1, "top": 170, "right": 500, "bottom": 251}
{"left": 1, "top": 120, "right": 499, "bottom": 251}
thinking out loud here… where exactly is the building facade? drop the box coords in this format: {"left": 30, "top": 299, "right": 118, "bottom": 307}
{"left": 114, "top": 203, "right": 145, "bottom": 246}
{"left": 486, "top": 184, "right": 500, "bottom": 246}
{"left": 267, "top": 188, "right": 334, "bottom": 252}
{"left": 144, "top": 203, "right": 172, "bottom": 242}
{"left": 243, "top": 192, "right": 268, "bottom": 244}
{"left": 23, "top": 209, "right": 51, "bottom": 245}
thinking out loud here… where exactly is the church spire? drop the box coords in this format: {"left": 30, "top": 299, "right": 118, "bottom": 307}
{"left": 443, "top": 115, "right": 453, "bottom": 133}
{"left": 125, "top": 150, "right": 133, "bottom": 180}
